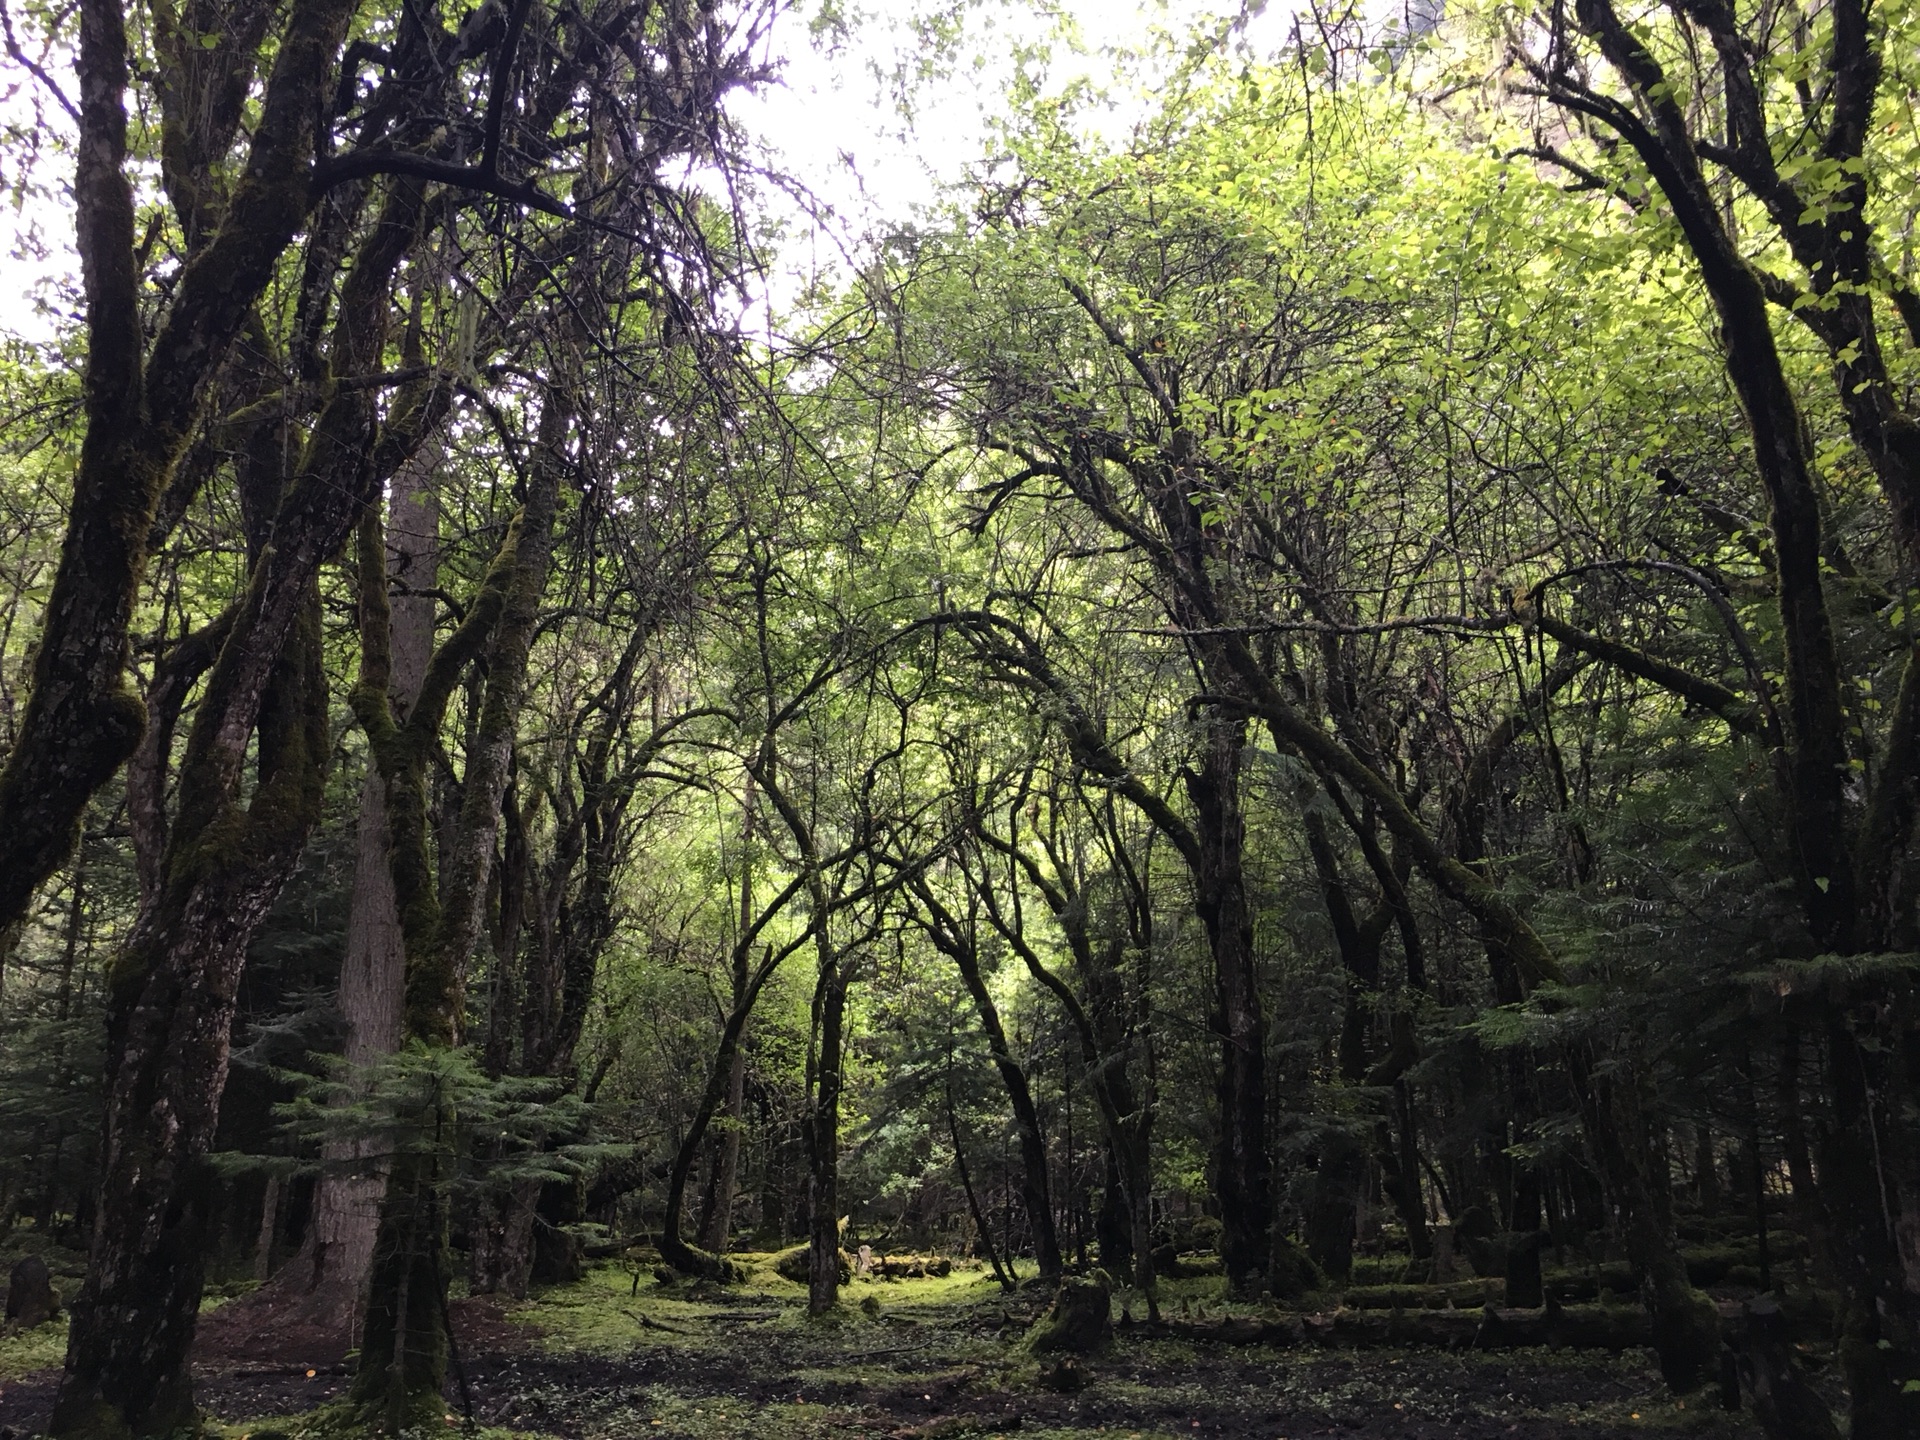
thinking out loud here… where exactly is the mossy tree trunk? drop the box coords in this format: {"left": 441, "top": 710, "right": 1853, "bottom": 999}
{"left": 1302, "top": 807, "right": 1401, "bottom": 1282}
{"left": 50, "top": 148, "right": 431, "bottom": 1440}
{"left": 1575, "top": 1055, "right": 1721, "bottom": 1394}
{"left": 699, "top": 780, "right": 758, "bottom": 1256}
{"left": 805, "top": 933, "right": 850, "bottom": 1315}
{"left": 348, "top": 387, "right": 567, "bottom": 1427}
{"left": 1534, "top": 7, "right": 1920, "bottom": 1424}
{"left": 50, "top": 601, "right": 330, "bottom": 1440}
{"left": 1181, "top": 705, "right": 1270, "bottom": 1294}
{"left": 262, "top": 445, "right": 439, "bottom": 1334}
{"left": 0, "top": 0, "right": 360, "bottom": 938}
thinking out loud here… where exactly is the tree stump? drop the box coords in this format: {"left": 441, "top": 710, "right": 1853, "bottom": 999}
{"left": 5, "top": 1255, "right": 59, "bottom": 1328}
{"left": 1503, "top": 1229, "right": 1547, "bottom": 1308}
{"left": 1026, "top": 1271, "right": 1112, "bottom": 1356}
{"left": 1736, "top": 1298, "right": 1839, "bottom": 1440}
{"left": 1455, "top": 1206, "right": 1501, "bottom": 1278}
{"left": 1266, "top": 1234, "right": 1323, "bottom": 1304}
{"left": 532, "top": 1220, "right": 583, "bottom": 1284}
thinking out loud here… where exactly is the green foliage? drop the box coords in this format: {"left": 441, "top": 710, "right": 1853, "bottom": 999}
{"left": 246, "top": 1042, "right": 619, "bottom": 1202}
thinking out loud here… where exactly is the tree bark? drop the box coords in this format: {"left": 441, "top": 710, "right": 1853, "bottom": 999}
{"left": 1184, "top": 709, "right": 1269, "bottom": 1293}
{"left": 351, "top": 390, "right": 567, "bottom": 1426}
{"left": 50, "top": 156, "right": 429, "bottom": 1440}
{"left": 965, "top": 805, "right": 1159, "bottom": 1310}
{"left": 700, "top": 785, "right": 756, "bottom": 1255}
{"left": 1537, "top": 7, "right": 1920, "bottom": 1424}
{"left": 698, "top": 1045, "right": 748, "bottom": 1254}
{"left": 50, "top": 585, "right": 330, "bottom": 1440}
{"left": 910, "top": 878, "right": 1062, "bottom": 1279}
{"left": 0, "top": 0, "right": 361, "bottom": 936}
{"left": 806, "top": 932, "right": 849, "bottom": 1315}
{"left": 257, "top": 445, "right": 439, "bottom": 1338}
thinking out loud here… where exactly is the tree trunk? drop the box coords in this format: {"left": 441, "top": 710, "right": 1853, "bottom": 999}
{"left": 698, "top": 1043, "right": 748, "bottom": 1254}
{"left": 1579, "top": 1058, "right": 1720, "bottom": 1395}
{"left": 949, "top": 1092, "right": 1013, "bottom": 1290}
{"left": 1306, "top": 1129, "right": 1365, "bottom": 1282}
{"left": 1538, "top": 14, "right": 1920, "bottom": 1423}
{"left": 1186, "top": 712, "right": 1269, "bottom": 1293}
{"left": 1503, "top": 1170, "right": 1546, "bottom": 1310}
{"left": 351, "top": 390, "right": 566, "bottom": 1422}
{"left": 51, "top": 593, "right": 330, "bottom": 1440}
{"left": 701, "top": 781, "right": 757, "bottom": 1255}
{"left": 1304, "top": 808, "right": 1398, "bottom": 1283}
{"left": 257, "top": 446, "right": 437, "bottom": 1337}
{"left": 470, "top": 1178, "right": 540, "bottom": 1301}
{"left": 1097, "top": 1147, "right": 1131, "bottom": 1278}
{"left": 354, "top": 1143, "right": 453, "bottom": 1433}
{"left": 912, "top": 879, "right": 1062, "bottom": 1279}
{"left": 1384, "top": 1080, "right": 1431, "bottom": 1262}
{"left": 0, "top": 0, "right": 360, "bottom": 936}
{"left": 1816, "top": 1015, "right": 1920, "bottom": 1439}
{"left": 807, "top": 941, "right": 849, "bottom": 1315}
{"left": 52, "top": 155, "right": 425, "bottom": 1432}
{"left": 254, "top": 1175, "right": 281, "bottom": 1283}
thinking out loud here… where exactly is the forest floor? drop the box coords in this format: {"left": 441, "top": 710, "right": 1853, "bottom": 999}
{"left": 0, "top": 1251, "right": 1771, "bottom": 1440}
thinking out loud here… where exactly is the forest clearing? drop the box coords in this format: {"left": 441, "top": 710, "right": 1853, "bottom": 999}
{"left": 1, "top": 0, "right": 1918, "bottom": 1436}
{"left": 3, "top": 1246, "right": 1790, "bottom": 1439}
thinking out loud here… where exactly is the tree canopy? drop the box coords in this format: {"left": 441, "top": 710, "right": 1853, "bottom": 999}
{"left": 1, "top": 2, "right": 1919, "bottom": 1438}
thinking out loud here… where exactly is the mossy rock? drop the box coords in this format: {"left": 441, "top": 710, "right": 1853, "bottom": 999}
{"left": 1149, "top": 1242, "right": 1198, "bottom": 1279}
{"left": 1026, "top": 1271, "right": 1113, "bottom": 1356}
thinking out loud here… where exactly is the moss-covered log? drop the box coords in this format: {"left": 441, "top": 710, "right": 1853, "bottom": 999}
{"left": 1140, "top": 1299, "right": 1656, "bottom": 1351}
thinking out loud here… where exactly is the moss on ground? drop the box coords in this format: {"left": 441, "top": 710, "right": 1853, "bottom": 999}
{"left": 2, "top": 1255, "right": 1778, "bottom": 1437}
{"left": 0, "top": 1314, "right": 67, "bottom": 1381}
{"left": 207, "top": 1406, "right": 539, "bottom": 1440}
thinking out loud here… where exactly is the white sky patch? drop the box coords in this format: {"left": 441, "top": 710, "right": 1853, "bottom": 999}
{"left": 0, "top": 1, "right": 1312, "bottom": 344}
{"left": 733, "top": 1, "right": 1302, "bottom": 305}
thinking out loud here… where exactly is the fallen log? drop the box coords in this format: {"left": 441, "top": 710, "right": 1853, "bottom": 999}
{"left": 869, "top": 1253, "right": 955, "bottom": 1279}
{"left": 775, "top": 1244, "right": 853, "bottom": 1284}
{"left": 1140, "top": 1299, "right": 1654, "bottom": 1352}
{"left": 1336, "top": 1281, "right": 1497, "bottom": 1311}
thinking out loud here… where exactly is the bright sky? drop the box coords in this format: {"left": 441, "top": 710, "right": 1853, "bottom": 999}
{"left": 730, "top": 0, "right": 1301, "bottom": 318}
{"left": 738, "top": 1, "right": 1297, "bottom": 223}
{"left": 0, "top": 1, "right": 1307, "bottom": 344}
